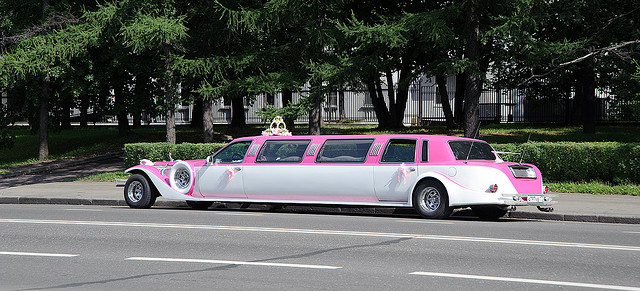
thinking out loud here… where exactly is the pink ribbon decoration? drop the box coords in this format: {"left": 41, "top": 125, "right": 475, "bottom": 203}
{"left": 398, "top": 163, "right": 410, "bottom": 184}
{"left": 227, "top": 166, "right": 237, "bottom": 182}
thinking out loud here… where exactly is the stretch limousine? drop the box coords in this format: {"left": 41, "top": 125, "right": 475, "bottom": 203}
{"left": 124, "top": 134, "right": 555, "bottom": 219}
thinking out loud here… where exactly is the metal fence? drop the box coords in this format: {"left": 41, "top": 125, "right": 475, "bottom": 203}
{"left": 205, "top": 77, "right": 627, "bottom": 125}
{"left": 13, "top": 76, "right": 630, "bottom": 126}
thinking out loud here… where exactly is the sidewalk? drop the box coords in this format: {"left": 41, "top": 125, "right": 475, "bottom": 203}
{"left": 1, "top": 181, "right": 639, "bottom": 224}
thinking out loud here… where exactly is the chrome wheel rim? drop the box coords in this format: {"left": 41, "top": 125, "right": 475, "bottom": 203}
{"left": 174, "top": 168, "right": 191, "bottom": 190}
{"left": 127, "top": 181, "right": 143, "bottom": 203}
{"left": 421, "top": 186, "right": 440, "bottom": 211}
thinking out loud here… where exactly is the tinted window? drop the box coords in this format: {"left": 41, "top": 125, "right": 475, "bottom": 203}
{"left": 212, "top": 141, "right": 252, "bottom": 164}
{"left": 316, "top": 139, "right": 374, "bottom": 163}
{"left": 256, "top": 140, "right": 311, "bottom": 163}
{"left": 422, "top": 140, "right": 429, "bottom": 162}
{"left": 449, "top": 140, "right": 496, "bottom": 160}
{"left": 381, "top": 139, "right": 416, "bottom": 163}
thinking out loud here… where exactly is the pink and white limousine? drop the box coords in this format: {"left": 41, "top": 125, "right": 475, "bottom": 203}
{"left": 124, "top": 134, "right": 555, "bottom": 219}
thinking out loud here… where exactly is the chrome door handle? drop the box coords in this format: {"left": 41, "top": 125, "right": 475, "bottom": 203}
{"left": 408, "top": 167, "right": 416, "bottom": 172}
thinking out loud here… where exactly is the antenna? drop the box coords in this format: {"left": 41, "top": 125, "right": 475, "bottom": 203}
{"left": 518, "top": 132, "right": 532, "bottom": 165}
{"left": 464, "top": 122, "right": 481, "bottom": 164}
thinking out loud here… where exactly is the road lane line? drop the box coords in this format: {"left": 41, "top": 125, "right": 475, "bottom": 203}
{"left": 410, "top": 272, "right": 640, "bottom": 291}
{"left": 624, "top": 231, "right": 640, "bottom": 234}
{"left": 64, "top": 209, "right": 104, "bottom": 212}
{"left": 2, "top": 218, "right": 640, "bottom": 252}
{"left": 0, "top": 251, "right": 78, "bottom": 258}
{"left": 126, "top": 257, "right": 341, "bottom": 269}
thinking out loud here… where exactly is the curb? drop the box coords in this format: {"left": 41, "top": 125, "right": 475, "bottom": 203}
{"left": 1, "top": 197, "right": 639, "bottom": 224}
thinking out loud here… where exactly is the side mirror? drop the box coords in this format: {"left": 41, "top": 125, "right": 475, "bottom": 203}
{"left": 206, "top": 155, "right": 214, "bottom": 166}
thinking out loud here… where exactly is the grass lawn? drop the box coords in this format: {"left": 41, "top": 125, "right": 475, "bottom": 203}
{"left": 3, "top": 123, "right": 639, "bottom": 195}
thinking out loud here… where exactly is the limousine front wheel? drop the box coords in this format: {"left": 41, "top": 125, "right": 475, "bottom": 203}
{"left": 124, "top": 174, "right": 157, "bottom": 209}
{"left": 413, "top": 180, "right": 452, "bottom": 219}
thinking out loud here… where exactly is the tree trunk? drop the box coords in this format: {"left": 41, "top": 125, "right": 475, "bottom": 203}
{"left": 386, "top": 69, "right": 396, "bottom": 117}
{"left": 436, "top": 75, "right": 456, "bottom": 130}
{"left": 114, "top": 80, "right": 130, "bottom": 136}
{"left": 132, "top": 114, "right": 141, "bottom": 128}
{"left": 61, "top": 97, "right": 72, "bottom": 129}
{"left": 338, "top": 88, "right": 346, "bottom": 123}
{"left": 366, "top": 75, "right": 391, "bottom": 128}
{"left": 577, "top": 61, "right": 596, "bottom": 134}
{"left": 202, "top": 100, "right": 214, "bottom": 142}
{"left": 309, "top": 84, "right": 323, "bottom": 135}
{"left": 463, "top": 0, "right": 482, "bottom": 138}
{"left": 38, "top": 75, "right": 49, "bottom": 160}
{"left": 392, "top": 66, "right": 412, "bottom": 129}
{"left": 164, "top": 46, "right": 177, "bottom": 144}
{"left": 79, "top": 97, "right": 88, "bottom": 128}
{"left": 165, "top": 105, "right": 176, "bottom": 144}
{"left": 190, "top": 98, "right": 203, "bottom": 128}
{"left": 454, "top": 72, "right": 466, "bottom": 128}
{"left": 230, "top": 96, "right": 246, "bottom": 127}
{"left": 38, "top": 0, "right": 50, "bottom": 160}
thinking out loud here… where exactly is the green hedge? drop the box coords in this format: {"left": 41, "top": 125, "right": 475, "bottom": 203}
{"left": 494, "top": 142, "right": 640, "bottom": 184}
{"left": 123, "top": 142, "right": 226, "bottom": 168}
{"left": 123, "top": 141, "right": 640, "bottom": 184}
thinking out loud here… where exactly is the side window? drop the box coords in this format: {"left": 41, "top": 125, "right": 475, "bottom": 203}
{"left": 421, "top": 140, "right": 429, "bottom": 162}
{"left": 316, "top": 139, "right": 374, "bottom": 163}
{"left": 212, "top": 141, "right": 252, "bottom": 164}
{"left": 381, "top": 139, "right": 416, "bottom": 163}
{"left": 256, "top": 140, "right": 311, "bottom": 163}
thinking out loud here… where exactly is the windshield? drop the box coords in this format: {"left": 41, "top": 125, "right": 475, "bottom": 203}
{"left": 448, "top": 140, "right": 497, "bottom": 161}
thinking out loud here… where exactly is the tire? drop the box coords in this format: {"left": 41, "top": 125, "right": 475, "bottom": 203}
{"left": 186, "top": 201, "right": 214, "bottom": 210}
{"left": 472, "top": 206, "right": 508, "bottom": 220}
{"left": 169, "top": 161, "right": 195, "bottom": 194}
{"left": 124, "top": 174, "right": 157, "bottom": 209}
{"left": 413, "top": 180, "right": 452, "bottom": 219}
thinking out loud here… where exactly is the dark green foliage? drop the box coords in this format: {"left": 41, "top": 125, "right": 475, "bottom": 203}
{"left": 123, "top": 142, "right": 226, "bottom": 168}
{"left": 495, "top": 142, "right": 640, "bottom": 184}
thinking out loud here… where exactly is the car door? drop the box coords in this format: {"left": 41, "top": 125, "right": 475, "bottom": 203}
{"left": 243, "top": 138, "right": 377, "bottom": 203}
{"left": 373, "top": 138, "right": 419, "bottom": 202}
{"left": 197, "top": 140, "right": 252, "bottom": 198}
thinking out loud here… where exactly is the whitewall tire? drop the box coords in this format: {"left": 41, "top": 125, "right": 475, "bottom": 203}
{"left": 169, "top": 161, "right": 195, "bottom": 194}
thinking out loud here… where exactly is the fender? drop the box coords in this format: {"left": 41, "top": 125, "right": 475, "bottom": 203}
{"left": 412, "top": 171, "right": 486, "bottom": 207}
{"left": 125, "top": 165, "right": 201, "bottom": 200}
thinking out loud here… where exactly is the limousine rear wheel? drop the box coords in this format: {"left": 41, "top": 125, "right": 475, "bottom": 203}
{"left": 124, "top": 174, "right": 157, "bottom": 209}
{"left": 413, "top": 180, "right": 452, "bottom": 219}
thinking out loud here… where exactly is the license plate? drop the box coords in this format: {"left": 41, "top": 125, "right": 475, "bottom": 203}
{"left": 527, "top": 195, "right": 544, "bottom": 203}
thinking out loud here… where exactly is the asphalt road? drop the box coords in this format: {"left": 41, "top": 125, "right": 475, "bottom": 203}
{"left": 1, "top": 204, "right": 640, "bottom": 290}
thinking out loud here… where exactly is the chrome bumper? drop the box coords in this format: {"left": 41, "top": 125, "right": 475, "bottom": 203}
{"left": 499, "top": 194, "right": 557, "bottom": 207}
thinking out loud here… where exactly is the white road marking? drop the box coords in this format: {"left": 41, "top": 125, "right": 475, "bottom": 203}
{"left": 624, "top": 231, "right": 640, "bottom": 234}
{"left": 2, "top": 218, "right": 640, "bottom": 252}
{"left": 410, "top": 272, "right": 640, "bottom": 291}
{"left": 0, "top": 251, "right": 78, "bottom": 258}
{"left": 126, "top": 257, "right": 341, "bottom": 269}
{"left": 64, "top": 209, "right": 104, "bottom": 212}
